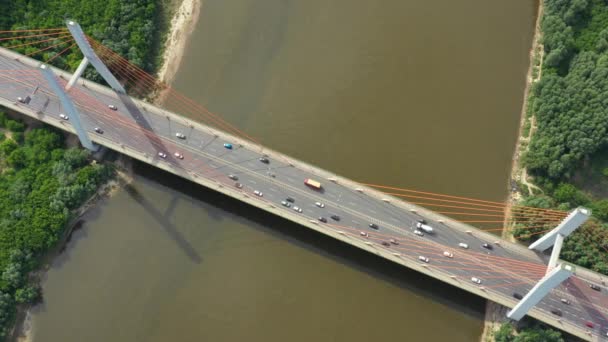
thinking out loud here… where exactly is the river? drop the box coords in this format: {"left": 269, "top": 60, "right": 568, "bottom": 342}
{"left": 29, "top": 1, "right": 536, "bottom": 341}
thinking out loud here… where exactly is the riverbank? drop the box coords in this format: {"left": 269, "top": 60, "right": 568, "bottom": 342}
{"left": 13, "top": 156, "right": 134, "bottom": 342}
{"left": 479, "top": 1, "right": 544, "bottom": 341}
{"left": 156, "top": 0, "right": 201, "bottom": 89}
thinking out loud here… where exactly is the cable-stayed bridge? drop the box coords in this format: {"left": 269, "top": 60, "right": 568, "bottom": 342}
{"left": 1, "top": 22, "right": 607, "bottom": 341}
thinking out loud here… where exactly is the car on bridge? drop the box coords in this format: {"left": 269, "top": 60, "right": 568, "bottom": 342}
{"left": 418, "top": 256, "right": 429, "bottom": 263}
{"left": 175, "top": 132, "right": 186, "bottom": 139}
{"left": 330, "top": 214, "right": 340, "bottom": 221}
{"left": 108, "top": 104, "right": 117, "bottom": 110}
{"left": 254, "top": 190, "right": 263, "bottom": 197}
{"left": 235, "top": 182, "right": 243, "bottom": 189}
{"left": 443, "top": 251, "right": 454, "bottom": 258}
{"left": 318, "top": 217, "right": 327, "bottom": 223}
{"left": 369, "top": 223, "right": 379, "bottom": 230}
{"left": 458, "top": 243, "right": 469, "bottom": 249}
{"left": 17, "top": 96, "right": 31, "bottom": 104}
{"left": 389, "top": 239, "right": 398, "bottom": 245}
{"left": 513, "top": 293, "right": 523, "bottom": 300}
{"left": 293, "top": 206, "right": 303, "bottom": 213}
{"left": 281, "top": 201, "right": 291, "bottom": 207}
{"left": 223, "top": 143, "right": 233, "bottom": 149}
{"left": 590, "top": 283, "right": 601, "bottom": 291}
{"left": 414, "top": 230, "right": 424, "bottom": 237}
{"left": 59, "top": 113, "right": 68, "bottom": 120}
{"left": 259, "top": 157, "right": 269, "bottom": 164}
{"left": 158, "top": 152, "right": 167, "bottom": 158}
{"left": 416, "top": 222, "right": 434, "bottom": 233}
{"left": 94, "top": 127, "right": 104, "bottom": 134}
{"left": 360, "top": 231, "right": 368, "bottom": 237}
{"left": 471, "top": 277, "right": 482, "bottom": 284}
{"left": 315, "top": 202, "right": 325, "bottom": 208}
{"left": 482, "top": 243, "right": 493, "bottom": 250}
{"left": 228, "top": 174, "right": 238, "bottom": 181}
{"left": 174, "top": 152, "right": 184, "bottom": 159}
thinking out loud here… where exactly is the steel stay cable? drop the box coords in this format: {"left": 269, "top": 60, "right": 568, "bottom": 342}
{"left": 0, "top": 30, "right": 68, "bottom": 42}
{"left": 381, "top": 191, "right": 567, "bottom": 217}
{"left": 433, "top": 210, "right": 564, "bottom": 220}
{"left": 4, "top": 34, "right": 72, "bottom": 50}
{"left": 87, "top": 39, "right": 256, "bottom": 142}
{"left": 361, "top": 182, "right": 567, "bottom": 214}
{"left": 405, "top": 199, "right": 566, "bottom": 217}
{"left": 91, "top": 44, "right": 250, "bottom": 143}
{"left": 0, "top": 27, "right": 67, "bottom": 34}
{"left": 25, "top": 38, "right": 74, "bottom": 57}
{"left": 45, "top": 42, "right": 77, "bottom": 63}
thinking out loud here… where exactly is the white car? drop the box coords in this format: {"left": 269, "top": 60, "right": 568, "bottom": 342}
{"left": 458, "top": 242, "right": 469, "bottom": 249}
{"left": 158, "top": 152, "right": 167, "bottom": 158}
{"left": 254, "top": 190, "right": 263, "bottom": 197}
{"left": 175, "top": 132, "right": 186, "bottom": 139}
{"left": 389, "top": 238, "right": 398, "bottom": 245}
{"left": 108, "top": 104, "right": 117, "bottom": 110}
{"left": 17, "top": 96, "right": 30, "bottom": 104}
{"left": 360, "top": 231, "right": 368, "bottom": 237}
{"left": 174, "top": 152, "right": 184, "bottom": 159}
{"left": 414, "top": 230, "right": 424, "bottom": 237}
{"left": 471, "top": 277, "right": 482, "bottom": 284}
{"left": 315, "top": 202, "right": 325, "bottom": 208}
{"left": 59, "top": 113, "right": 69, "bottom": 120}
{"left": 293, "top": 206, "right": 303, "bottom": 213}
{"left": 443, "top": 251, "right": 454, "bottom": 258}
{"left": 418, "top": 256, "right": 430, "bottom": 263}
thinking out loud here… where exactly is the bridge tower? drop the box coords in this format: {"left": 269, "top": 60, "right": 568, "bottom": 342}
{"left": 40, "top": 20, "right": 128, "bottom": 151}
{"left": 506, "top": 207, "right": 591, "bottom": 321}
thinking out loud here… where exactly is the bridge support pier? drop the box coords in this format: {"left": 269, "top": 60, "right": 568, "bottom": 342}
{"left": 507, "top": 264, "right": 574, "bottom": 321}
{"left": 66, "top": 56, "right": 88, "bottom": 91}
{"left": 40, "top": 64, "right": 98, "bottom": 151}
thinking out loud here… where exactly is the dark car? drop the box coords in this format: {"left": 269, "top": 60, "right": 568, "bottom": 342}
{"left": 550, "top": 309, "right": 562, "bottom": 317}
{"left": 482, "top": 243, "right": 493, "bottom": 250}
{"left": 228, "top": 174, "right": 238, "bottom": 181}
{"left": 590, "top": 283, "right": 601, "bottom": 291}
{"left": 318, "top": 217, "right": 327, "bottom": 223}
{"left": 513, "top": 293, "right": 523, "bottom": 300}
{"left": 369, "top": 223, "right": 379, "bottom": 229}
{"left": 330, "top": 215, "right": 340, "bottom": 221}
{"left": 381, "top": 241, "right": 390, "bottom": 247}
{"left": 585, "top": 321, "right": 594, "bottom": 329}
{"left": 94, "top": 127, "right": 104, "bottom": 134}
{"left": 417, "top": 219, "right": 427, "bottom": 224}
{"left": 259, "top": 157, "right": 269, "bottom": 164}
{"left": 286, "top": 197, "right": 295, "bottom": 203}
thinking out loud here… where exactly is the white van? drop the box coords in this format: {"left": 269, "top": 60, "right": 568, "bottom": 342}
{"left": 416, "top": 222, "right": 434, "bottom": 233}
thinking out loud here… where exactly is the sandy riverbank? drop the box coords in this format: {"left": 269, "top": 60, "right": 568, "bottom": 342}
{"left": 156, "top": 0, "right": 201, "bottom": 88}
{"left": 478, "top": 1, "right": 545, "bottom": 341}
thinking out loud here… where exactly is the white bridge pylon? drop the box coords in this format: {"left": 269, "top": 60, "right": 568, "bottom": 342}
{"left": 507, "top": 207, "right": 591, "bottom": 321}
{"left": 39, "top": 19, "right": 128, "bottom": 151}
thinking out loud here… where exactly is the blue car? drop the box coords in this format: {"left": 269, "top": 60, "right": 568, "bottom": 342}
{"left": 223, "top": 143, "right": 233, "bottom": 149}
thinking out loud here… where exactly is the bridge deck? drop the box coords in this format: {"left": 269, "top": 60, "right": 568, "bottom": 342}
{"left": 0, "top": 47, "right": 606, "bottom": 341}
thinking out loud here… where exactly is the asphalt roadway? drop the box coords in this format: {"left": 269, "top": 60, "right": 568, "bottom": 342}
{"left": 0, "top": 48, "right": 607, "bottom": 340}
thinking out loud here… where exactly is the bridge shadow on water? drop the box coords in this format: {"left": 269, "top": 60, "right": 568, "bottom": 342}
{"left": 131, "top": 160, "right": 487, "bottom": 321}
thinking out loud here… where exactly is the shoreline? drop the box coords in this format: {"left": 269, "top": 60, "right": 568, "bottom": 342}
{"left": 155, "top": 0, "right": 201, "bottom": 101}
{"left": 11, "top": 2, "right": 200, "bottom": 339}
{"left": 479, "top": 1, "right": 544, "bottom": 340}
{"left": 12, "top": 156, "right": 134, "bottom": 342}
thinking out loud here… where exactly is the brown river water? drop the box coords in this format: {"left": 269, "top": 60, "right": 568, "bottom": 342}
{"left": 29, "top": 1, "right": 536, "bottom": 341}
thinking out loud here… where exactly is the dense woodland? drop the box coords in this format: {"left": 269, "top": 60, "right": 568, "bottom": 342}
{"left": 0, "top": 110, "right": 114, "bottom": 340}
{"left": 0, "top": 0, "right": 165, "bottom": 78}
{"left": 494, "top": 322, "right": 565, "bottom": 342}
{"left": 516, "top": 0, "right": 608, "bottom": 275}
